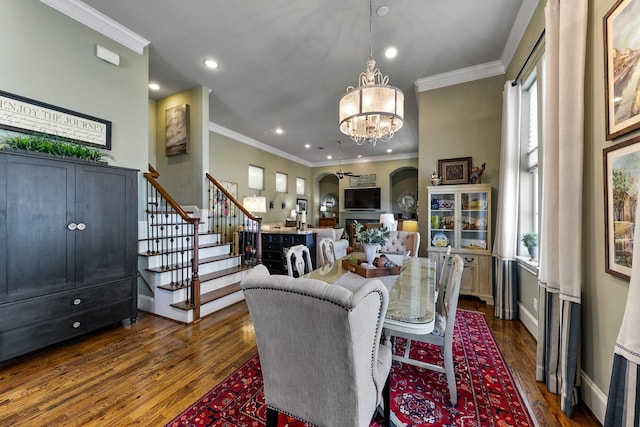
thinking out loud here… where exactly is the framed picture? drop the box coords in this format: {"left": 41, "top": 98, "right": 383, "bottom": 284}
{"left": 296, "top": 198, "right": 307, "bottom": 212}
{"left": 604, "top": 0, "right": 640, "bottom": 139}
{"left": 165, "top": 104, "right": 189, "bottom": 156}
{"left": 438, "top": 157, "right": 472, "bottom": 185}
{"left": 211, "top": 180, "right": 238, "bottom": 217}
{"left": 603, "top": 135, "right": 640, "bottom": 280}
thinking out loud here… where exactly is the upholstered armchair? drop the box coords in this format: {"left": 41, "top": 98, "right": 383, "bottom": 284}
{"left": 380, "top": 230, "right": 420, "bottom": 257}
{"left": 241, "top": 265, "right": 391, "bottom": 427}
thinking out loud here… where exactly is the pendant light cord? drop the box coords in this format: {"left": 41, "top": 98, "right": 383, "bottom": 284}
{"left": 369, "top": 0, "right": 373, "bottom": 61}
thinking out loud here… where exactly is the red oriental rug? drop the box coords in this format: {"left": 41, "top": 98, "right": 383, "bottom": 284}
{"left": 166, "top": 310, "right": 534, "bottom": 427}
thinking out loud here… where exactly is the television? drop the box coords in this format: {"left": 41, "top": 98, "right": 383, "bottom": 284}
{"left": 344, "top": 187, "right": 381, "bottom": 210}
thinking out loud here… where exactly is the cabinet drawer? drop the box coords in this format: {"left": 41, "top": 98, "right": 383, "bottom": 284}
{"left": 0, "top": 278, "right": 135, "bottom": 331}
{"left": 1, "top": 299, "right": 134, "bottom": 361}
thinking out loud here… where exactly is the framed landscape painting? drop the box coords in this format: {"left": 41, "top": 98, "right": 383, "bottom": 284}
{"left": 604, "top": 0, "right": 640, "bottom": 139}
{"left": 603, "top": 135, "right": 640, "bottom": 280}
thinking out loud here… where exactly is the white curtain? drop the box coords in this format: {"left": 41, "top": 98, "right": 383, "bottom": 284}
{"left": 492, "top": 81, "right": 521, "bottom": 319}
{"left": 536, "top": 0, "right": 587, "bottom": 417}
{"left": 604, "top": 185, "right": 640, "bottom": 426}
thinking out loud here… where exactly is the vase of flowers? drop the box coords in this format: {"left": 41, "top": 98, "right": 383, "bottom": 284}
{"left": 354, "top": 221, "right": 390, "bottom": 266}
{"left": 521, "top": 232, "right": 538, "bottom": 261}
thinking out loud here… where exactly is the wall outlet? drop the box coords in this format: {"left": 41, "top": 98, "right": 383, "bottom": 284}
{"left": 533, "top": 298, "right": 538, "bottom": 312}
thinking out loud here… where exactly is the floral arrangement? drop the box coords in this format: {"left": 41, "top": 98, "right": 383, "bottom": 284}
{"left": 354, "top": 221, "right": 390, "bottom": 245}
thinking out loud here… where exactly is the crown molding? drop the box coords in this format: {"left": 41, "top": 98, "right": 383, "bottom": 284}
{"left": 209, "top": 122, "right": 313, "bottom": 167}
{"left": 500, "top": 0, "right": 540, "bottom": 69}
{"left": 312, "top": 152, "right": 419, "bottom": 168}
{"left": 39, "top": 0, "right": 149, "bottom": 54}
{"left": 414, "top": 60, "right": 505, "bottom": 93}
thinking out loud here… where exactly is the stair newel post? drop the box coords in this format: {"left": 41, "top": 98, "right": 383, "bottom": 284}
{"left": 256, "top": 217, "right": 263, "bottom": 265}
{"left": 191, "top": 220, "right": 201, "bottom": 321}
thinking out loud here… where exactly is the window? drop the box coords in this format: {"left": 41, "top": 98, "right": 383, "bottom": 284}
{"left": 275, "top": 172, "right": 287, "bottom": 193}
{"left": 518, "top": 70, "right": 542, "bottom": 260}
{"left": 296, "top": 177, "right": 305, "bottom": 196}
{"left": 248, "top": 165, "right": 264, "bottom": 190}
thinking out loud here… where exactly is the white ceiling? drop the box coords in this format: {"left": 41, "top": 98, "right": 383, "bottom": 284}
{"left": 45, "top": 0, "right": 537, "bottom": 165}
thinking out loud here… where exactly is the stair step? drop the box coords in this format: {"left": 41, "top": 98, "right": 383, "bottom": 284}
{"left": 138, "top": 242, "right": 226, "bottom": 257}
{"left": 170, "top": 282, "right": 242, "bottom": 311}
{"left": 157, "top": 265, "right": 250, "bottom": 291}
{"left": 145, "top": 253, "right": 237, "bottom": 273}
{"left": 138, "top": 231, "right": 219, "bottom": 243}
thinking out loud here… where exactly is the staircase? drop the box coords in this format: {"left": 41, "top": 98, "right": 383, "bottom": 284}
{"left": 136, "top": 165, "right": 260, "bottom": 324}
{"left": 137, "top": 209, "right": 249, "bottom": 323}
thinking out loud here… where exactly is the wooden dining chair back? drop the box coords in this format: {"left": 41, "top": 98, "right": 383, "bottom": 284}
{"left": 319, "top": 237, "right": 337, "bottom": 265}
{"left": 436, "top": 246, "right": 452, "bottom": 313}
{"left": 390, "top": 254, "right": 464, "bottom": 404}
{"left": 285, "top": 244, "right": 313, "bottom": 277}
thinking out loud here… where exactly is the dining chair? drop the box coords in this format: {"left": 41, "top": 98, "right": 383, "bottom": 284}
{"left": 241, "top": 264, "right": 392, "bottom": 427}
{"left": 390, "top": 254, "right": 464, "bottom": 404}
{"left": 285, "top": 244, "right": 313, "bottom": 277}
{"left": 319, "top": 237, "right": 337, "bottom": 265}
{"left": 436, "top": 246, "right": 452, "bottom": 312}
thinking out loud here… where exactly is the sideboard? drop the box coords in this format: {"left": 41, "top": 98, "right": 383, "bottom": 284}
{"left": 261, "top": 231, "right": 316, "bottom": 274}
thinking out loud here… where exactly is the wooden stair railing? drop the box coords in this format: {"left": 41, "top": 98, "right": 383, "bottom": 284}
{"left": 205, "top": 172, "right": 262, "bottom": 266}
{"left": 143, "top": 164, "right": 203, "bottom": 321}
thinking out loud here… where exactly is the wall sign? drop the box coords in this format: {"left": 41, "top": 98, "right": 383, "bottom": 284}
{"left": 349, "top": 174, "right": 376, "bottom": 187}
{"left": 0, "top": 90, "right": 111, "bottom": 149}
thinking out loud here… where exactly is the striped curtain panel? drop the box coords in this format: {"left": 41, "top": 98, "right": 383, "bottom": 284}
{"left": 492, "top": 81, "right": 521, "bottom": 320}
{"left": 604, "top": 189, "right": 640, "bottom": 426}
{"left": 535, "top": 0, "right": 587, "bottom": 417}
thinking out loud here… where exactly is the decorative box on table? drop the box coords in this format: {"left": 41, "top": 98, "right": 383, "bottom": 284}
{"left": 341, "top": 257, "right": 401, "bottom": 278}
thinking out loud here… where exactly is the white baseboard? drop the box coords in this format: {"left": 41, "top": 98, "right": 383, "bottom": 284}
{"left": 580, "top": 370, "right": 607, "bottom": 424}
{"left": 518, "top": 302, "right": 538, "bottom": 337}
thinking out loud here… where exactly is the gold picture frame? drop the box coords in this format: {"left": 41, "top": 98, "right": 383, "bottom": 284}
{"left": 604, "top": 0, "right": 640, "bottom": 139}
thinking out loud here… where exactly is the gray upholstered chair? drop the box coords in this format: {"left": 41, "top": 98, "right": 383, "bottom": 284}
{"left": 285, "top": 244, "right": 313, "bottom": 277}
{"left": 389, "top": 254, "right": 464, "bottom": 404}
{"left": 241, "top": 265, "right": 392, "bottom": 427}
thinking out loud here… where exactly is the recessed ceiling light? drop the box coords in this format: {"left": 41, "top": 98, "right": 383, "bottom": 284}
{"left": 275, "top": 128, "right": 283, "bottom": 134}
{"left": 376, "top": 5, "right": 389, "bottom": 16}
{"left": 305, "top": 144, "right": 311, "bottom": 148}
{"left": 357, "top": 155, "right": 362, "bottom": 158}
{"left": 327, "top": 155, "right": 332, "bottom": 159}
{"left": 385, "top": 47, "right": 398, "bottom": 59}
{"left": 148, "top": 83, "right": 160, "bottom": 91}
{"left": 387, "top": 149, "right": 393, "bottom": 153}
{"left": 203, "top": 59, "right": 219, "bottom": 69}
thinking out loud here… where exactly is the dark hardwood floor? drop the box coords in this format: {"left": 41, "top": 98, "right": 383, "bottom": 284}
{"left": 0, "top": 297, "right": 600, "bottom": 426}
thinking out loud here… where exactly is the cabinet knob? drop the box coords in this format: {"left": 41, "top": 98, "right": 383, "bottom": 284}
{"left": 72, "top": 321, "right": 81, "bottom": 329}
{"left": 76, "top": 223, "right": 86, "bottom": 231}
{"left": 465, "top": 257, "right": 475, "bottom": 262}
{"left": 73, "top": 298, "right": 82, "bottom": 306}
{"left": 67, "top": 223, "right": 77, "bottom": 230}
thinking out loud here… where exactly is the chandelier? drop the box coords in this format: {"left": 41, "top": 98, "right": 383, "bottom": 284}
{"left": 338, "top": 0, "right": 404, "bottom": 146}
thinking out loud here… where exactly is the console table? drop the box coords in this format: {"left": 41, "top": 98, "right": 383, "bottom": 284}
{"left": 261, "top": 231, "right": 316, "bottom": 274}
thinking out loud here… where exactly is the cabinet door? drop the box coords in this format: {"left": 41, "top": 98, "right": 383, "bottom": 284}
{"left": 0, "top": 154, "right": 76, "bottom": 302}
{"left": 75, "top": 165, "right": 137, "bottom": 286}
{"left": 459, "top": 190, "right": 490, "bottom": 251}
{"left": 429, "top": 191, "right": 455, "bottom": 249}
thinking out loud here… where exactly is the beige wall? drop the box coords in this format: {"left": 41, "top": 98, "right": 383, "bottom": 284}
{"left": 418, "top": 76, "right": 504, "bottom": 255}
{"left": 209, "top": 132, "right": 312, "bottom": 224}
{"left": 0, "top": 0, "right": 149, "bottom": 174}
{"left": 154, "top": 87, "right": 209, "bottom": 207}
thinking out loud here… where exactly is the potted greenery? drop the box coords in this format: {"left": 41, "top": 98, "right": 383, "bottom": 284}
{"left": 0, "top": 133, "right": 112, "bottom": 163}
{"left": 521, "top": 232, "right": 538, "bottom": 261}
{"left": 354, "top": 221, "right": 391, "bottom": 266}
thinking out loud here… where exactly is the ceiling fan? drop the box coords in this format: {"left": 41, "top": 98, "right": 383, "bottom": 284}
{"left": 335, "top": 141, "right": 360, "bottom": 180}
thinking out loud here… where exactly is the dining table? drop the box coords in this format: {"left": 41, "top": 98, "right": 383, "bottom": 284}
{"left": 304, "top": 254, "right": 437, "bottom": 337}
